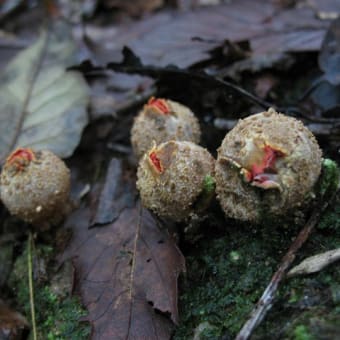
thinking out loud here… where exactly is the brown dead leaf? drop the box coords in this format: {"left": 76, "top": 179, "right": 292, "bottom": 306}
{"left": 60, "top": 162, "right": 185, "bottom": 339}
{"left": 81, "top": 0, "right": 332, "bottom": 120}
{"left": 85, "top": 0, "right": 330, "bottom": 68}
{"left": 0, "top": 300, "right": 29, "bottom": 340}
{"left": 90, "top": 158, "right": 135, "bottom": 227}
{"left": 319, "top": 17, "right": 340, "bottom": 86}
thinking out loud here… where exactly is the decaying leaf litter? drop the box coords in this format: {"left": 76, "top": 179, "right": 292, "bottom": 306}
{"left": 0, "top": 1, "right": 339, "bottom": 339}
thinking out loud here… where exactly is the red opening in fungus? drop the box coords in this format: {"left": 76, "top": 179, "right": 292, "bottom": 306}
{"left": 6, "top": 148, "right": 36, "bottom": 172}
{"left": 149, "top": 151, "right": 163, "bottom": 173}
{"left": 243, "top": 144, "right": 285, "bottom": 188}
{"left": 147, "top": 97, "right": 170, "bottom": 114}
{"left": 251, "top": 145, "right": 284, "bottom": 178}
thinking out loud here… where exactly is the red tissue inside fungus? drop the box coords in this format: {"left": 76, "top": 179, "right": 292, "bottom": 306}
{"left": 149, "top": 151, "right": 163, "bottom": 173}
{"left": 249, "top": 145, "right": 284, "bottom": 184}
{"left": 7, "top": 148, "right": 35, "bottom": 165}
{"left": 147, "top": 97, "right": 170, "bottom": 114}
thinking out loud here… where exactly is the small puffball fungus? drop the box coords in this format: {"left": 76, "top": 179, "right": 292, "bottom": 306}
{"left": 137, "top": 141, "right": 215, "bottom": 221}
{"left": 131, "top": 97, "right": 201, "bottom": 159}
{"left": 215, "top": 108, "right": 322, "bottom": 222}
{"left": 0, "top": 148, "right": 71, "bottom": 227}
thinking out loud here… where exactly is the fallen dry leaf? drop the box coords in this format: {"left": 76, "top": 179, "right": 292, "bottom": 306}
{"left": 306, "top": 18, "right": 340, "bottom": 117}
{"left": 77, "top": 0, "right": 333, "bottom": 121}
{"left": 288, "top": 248, "right": 340, "bottom": 277}
{"left": 0, "top": 20, "right": 89, "bottom": 161}
{"left": 0, "top": 299, "right": 29, "bottom": 340}
{"left": 90, "top": 158, "right": 135, "bottom": 227}
{"left": 61, "top": 160, "right": 185, "bottom": 339}
{"left": 84, "top": 0, "right": 330, "bottom": 68}
{"left": 319, "top": 17, "right": 340, "bottom": 86}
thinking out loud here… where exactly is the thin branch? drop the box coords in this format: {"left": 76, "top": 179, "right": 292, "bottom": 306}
{"left": 234, "top": 190, "right": 337, "bottom": 340}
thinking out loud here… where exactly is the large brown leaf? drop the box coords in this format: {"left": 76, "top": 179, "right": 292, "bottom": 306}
{"left": 0, "top": 20, "right": 89, "bottom": 161}
{"left": 61, "top": 160, "right": 185, "bottom": 339}
{"left": 85, "top": 0, "right": 330, "bottom": 68}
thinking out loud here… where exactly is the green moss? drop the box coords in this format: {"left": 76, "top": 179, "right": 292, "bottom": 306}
{"left": 202, "top": 175, "right": 216, "bottom": 195}
{"left": 194, "top": 175, "right": 216, "bottom": 212}
{"left": 293, "top": 325, "right": 314, "bottom": 340}
{"left": 318, "top": 194, "right": 340, "bottom": 231}
{"left": 9, "top": 243, "right": 90, "bottom": 340}
{"left": 174, "top": 224, "right": 289, "bottom": 339}
{"left": 174, "top": 189, "right": 340, "bottom": 339}
{"left": 317, "top": 159, "right": 340, "bottom": 198}
{"left": 41, "top": 289, "right": 90, "bottom": 340}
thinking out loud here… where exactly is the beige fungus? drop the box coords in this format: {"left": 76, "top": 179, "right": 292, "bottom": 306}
{"left": 137, "top": 141, "right": 215, "bottom": 221}
{"left": 215, "top": 108, "right": 322, "bottom": 222}
{"left": 131, "top": 97, "right": 201, "bottom": 159}
{"left": 0, "top": 148, "right": 70, "bottom": 226}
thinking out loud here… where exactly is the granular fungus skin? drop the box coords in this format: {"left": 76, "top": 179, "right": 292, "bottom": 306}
{"left": 0, "top": 148, "right": 70, "bottom": 226}
{"left": 215, "top": 108, "right": 323, "bottom": 222}
{"left": 131, "top": 97, "right": 201, "bottom": 159}
{"left": 137, "top": 141, "right": 215, "bottom": 221}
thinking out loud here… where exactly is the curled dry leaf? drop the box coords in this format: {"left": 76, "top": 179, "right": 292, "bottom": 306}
{"left": 0, "top": 20, "right": 89, "bottom": 161}
{"left": 288, "top": 248, "right": 340, "bottom": 277}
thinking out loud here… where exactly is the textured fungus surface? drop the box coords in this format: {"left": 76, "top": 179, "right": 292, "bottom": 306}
{"left": 0, "top": 148, "right": 70, "bottom": 226}
{"left": 137, "top": 141, "right": 215, "bottom": 221}
{"left": 131, "top": 98, "right": 201, "bottom": 159}
{"left": 215, "top": 108, "right": 322, "bottom": 221}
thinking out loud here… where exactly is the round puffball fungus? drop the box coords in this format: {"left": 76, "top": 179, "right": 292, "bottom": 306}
{"left": 0, "top": 148, "right": 71, "bottom": 227}
{"left": 215, "top": 108, "right": 322, "bottom": 222}
{"left": 137, "top": 141, "right": 215, "bottom": 221}
{"left": 131, "top": 97, "right": 201, "bottom": 159}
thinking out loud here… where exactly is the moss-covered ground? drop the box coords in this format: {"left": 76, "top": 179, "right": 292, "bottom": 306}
{"left": 174, "top": 193, "right": 340, "bottom": 339}
{"left": 8, "top": 243, "right": 90, "bottom": 340}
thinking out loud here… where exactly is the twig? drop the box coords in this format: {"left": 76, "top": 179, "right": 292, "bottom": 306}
{"left": 28, "top": 231, "right": 37, "bottom": 340}
{"left": 234, "top": 190, "right": 337, "bottom": 340}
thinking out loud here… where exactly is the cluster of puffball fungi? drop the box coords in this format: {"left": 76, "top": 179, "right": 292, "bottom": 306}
{"left": 0, "top": 98, "right": 325, "bottom": 228}
{"left": 134, "top": 99, "right": 323, "bottom": 223}
{"left": 0, "top": 148, "right": 71, "bottom": 229}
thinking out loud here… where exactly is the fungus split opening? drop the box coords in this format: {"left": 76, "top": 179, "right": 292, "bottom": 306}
{"left": 6, "top": 148, "right": 36, "bottom": 173}
{"left": 149, "top": 151, "right": 163, "bottom": 173}
{"left": 147, "top": 97, "right": 170, "bottom": 114}
{"left": 242, "top": 144, "right": 285, "bottom": 189}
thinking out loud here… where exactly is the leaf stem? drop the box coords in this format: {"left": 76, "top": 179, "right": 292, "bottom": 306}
{"left": 28, "top": 230, "right": 37, "bottom": 340}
